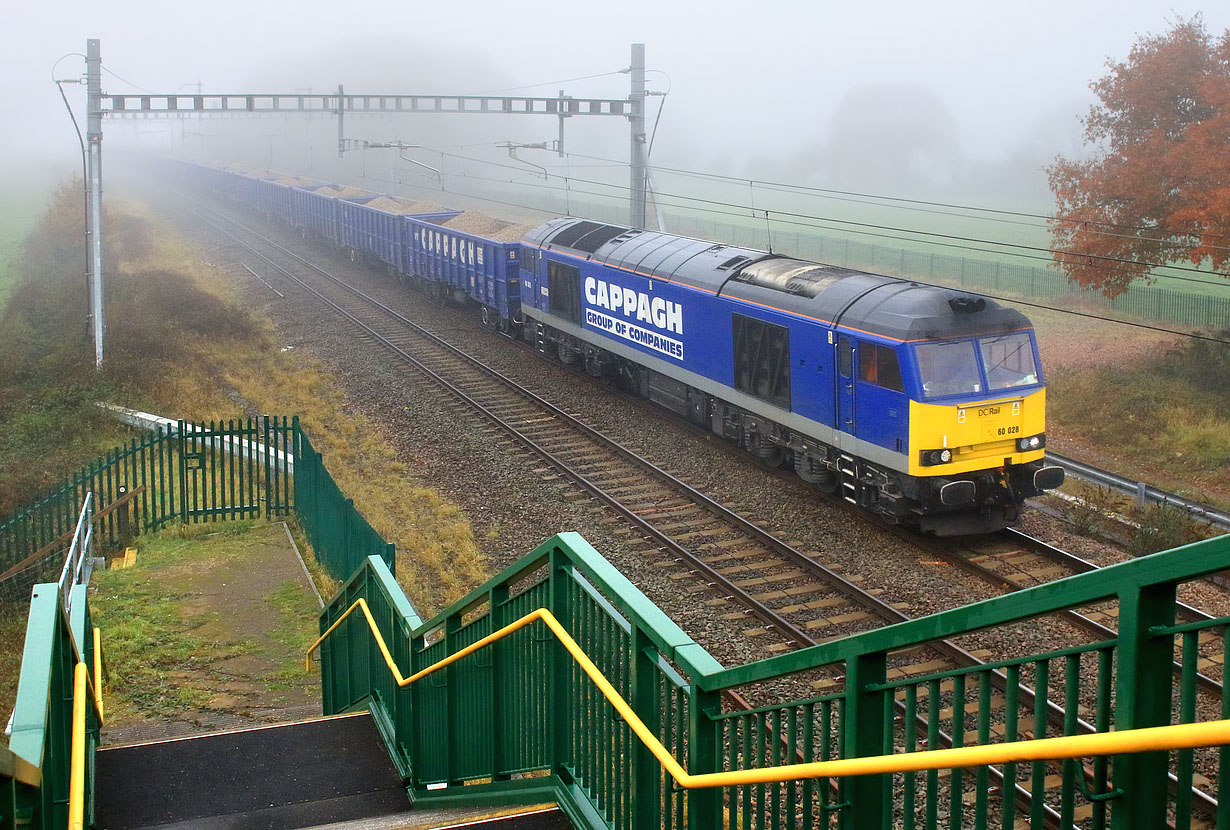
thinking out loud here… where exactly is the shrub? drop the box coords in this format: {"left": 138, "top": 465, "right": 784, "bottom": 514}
{"left": 1128, "top": 502, "right": 1211, "bottom": 557}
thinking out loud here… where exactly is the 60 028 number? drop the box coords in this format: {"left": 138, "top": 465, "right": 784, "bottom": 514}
{"left": 997, "top": 426, "right": 1020, "bottom": 436}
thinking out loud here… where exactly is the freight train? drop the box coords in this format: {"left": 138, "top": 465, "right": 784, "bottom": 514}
{"left": 181, "top": 161, "right": 1064, "bottom": 535}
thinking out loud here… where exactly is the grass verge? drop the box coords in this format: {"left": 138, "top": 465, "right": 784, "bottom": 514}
{"left": 107, "top": 194, "right": 490, "bottom": 617}
{"left": 1047, "top": 331, "right": 1230, "bottom": 509}
{"left": 0, "top": 603, "right": 26, "bottom": 748}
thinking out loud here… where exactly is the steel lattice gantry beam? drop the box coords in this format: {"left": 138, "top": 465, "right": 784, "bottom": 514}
{"left": 99, "top": 93, "right": 632, "bottom": 117}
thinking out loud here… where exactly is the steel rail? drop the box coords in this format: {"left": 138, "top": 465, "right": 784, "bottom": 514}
{"left": 196, "top": 205, "right": 1030, "bottom": 668}
{"left": 1007, "top": 528, "right": 1222, "bottom": 628}
{"left": 915, "top": 528, "right": 1225, "bottom": 696}
{"left": 1048, "top": 451, "right": 1230, "bottom": 531}
{"left": 307, "top": 598, "right": 1230, "bottom": 790}
{"left": 198, "top": 215, "right": 814, "bottom": 647}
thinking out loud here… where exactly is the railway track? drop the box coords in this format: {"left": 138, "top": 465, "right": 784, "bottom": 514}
{"left": 182, "top": 195, "right": 1220, "bottom": 825}
{"left": 912, "top": 529, "right": 1227, "bottom": 696}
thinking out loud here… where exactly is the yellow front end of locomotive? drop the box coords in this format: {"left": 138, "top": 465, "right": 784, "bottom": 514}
{"left": 907, "top": 388, "right": 1047, "bottom": 477}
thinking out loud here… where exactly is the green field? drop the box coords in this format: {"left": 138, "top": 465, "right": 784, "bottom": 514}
{"left": 0, "top": 177, "right": 54, "bottom": 306}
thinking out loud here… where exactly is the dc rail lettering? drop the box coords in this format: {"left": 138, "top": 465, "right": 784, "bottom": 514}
{"left": 584, "top": 277, "right": 684, "bottom": 335}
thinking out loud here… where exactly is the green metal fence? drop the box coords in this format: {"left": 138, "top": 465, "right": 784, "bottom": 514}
{"left": 0, "top": 415, "right": 392, "bottom": 598}
{"left": 294, "top": 428, "right": 395, "bottom": 578}
{"left": 0, "top": 417, "right": 295, "bottom": 592}
{"left": 318, "top": 531, "right": 1230, "bottom": 830}
{"left": 0, "top": 414, "right": 393, "bottom": 829}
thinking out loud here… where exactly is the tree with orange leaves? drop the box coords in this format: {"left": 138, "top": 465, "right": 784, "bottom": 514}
{"left": 1047, "top": 16, "right": 1230, "bottom": 297}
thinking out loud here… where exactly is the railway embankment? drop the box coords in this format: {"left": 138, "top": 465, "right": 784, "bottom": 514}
{"left": 0, "top": 181, "right": 493, "bottom": 740}
{"left": 1031, "top": 305, "right": 1230, "bottom": 544}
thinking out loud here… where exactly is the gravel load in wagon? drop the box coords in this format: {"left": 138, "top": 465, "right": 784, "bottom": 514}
{"left": 361, "top": 196, "right": 450, "bottom": 215}
{"left": 440, "top": 211, "right": 508, "bottom": 236}
{"left": 489, "top": 223, "right": 535, "bottom": 243}
{"left": 272, "top": 175, "right": 323, "bottom": 187}
{"left": 312, "top": 185, "right": 371, "bottom": 198}
{"left": 401, "top": 200, "right": 450, "bottom": 214}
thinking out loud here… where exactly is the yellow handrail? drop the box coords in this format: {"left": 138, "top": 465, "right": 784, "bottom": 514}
{"left": 307, "top": 599, "right": 1230, "bottom": 789}
{"left": 68, "top": 663, "right": 87, "bottom": 830}
{"left": 93, "top": 625, "right": 105, "bottom": 722}
{"left": 68, "top": 627, "right": 105, "bottom": 830}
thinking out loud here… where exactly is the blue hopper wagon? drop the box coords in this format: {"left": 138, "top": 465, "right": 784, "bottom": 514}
{"left": 407, "top": 215, "right": 528, "bottom": 326}
{"left": 337, "top": 196, "right": 459, "bottom": 272}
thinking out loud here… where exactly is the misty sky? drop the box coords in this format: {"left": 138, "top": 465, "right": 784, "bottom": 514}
{"left": 6, "top": 0, "right": 1227, "bottom": 204}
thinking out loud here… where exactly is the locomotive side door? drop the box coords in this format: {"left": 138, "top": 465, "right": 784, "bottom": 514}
{"left": 837, "top": 334, "right": 855, "bottom": 434}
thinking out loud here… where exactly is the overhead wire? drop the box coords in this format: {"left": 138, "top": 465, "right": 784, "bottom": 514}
{"left": 467, "top": 70, "right": 628, "bottom": 96}
{"left": 51, "top": 53, "right": 91, "bottom": 304}
{"left": 100, "top": 64, "right": 154, "bottom": 94}
{"left": 351, "top": 154, "right": 1230, "bottom": 344}
{"left": 397, "top": 144, "right": 1230, "bottom": 290}
{"left": 397, "top": 160, "right": 1208, "bottom": 290}
{"left": 564, "top": 150, "right": 1230, "bottom": 248}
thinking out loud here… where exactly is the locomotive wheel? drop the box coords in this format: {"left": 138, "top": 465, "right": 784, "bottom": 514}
{"left": 757, "top": 447, "right": 785, "bottom": 468}
{"left": 814, "top": 472, "right": 839, "bottom": 494}
{"left": 744, "top": 432, "right": 785, "bottom": 468}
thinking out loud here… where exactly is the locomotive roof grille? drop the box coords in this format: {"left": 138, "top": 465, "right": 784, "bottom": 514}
{"left": 717, "top": 255, "right": 751, "bottom": 271}
{"left": 731, "top": 258, "right": 860, "bottom": 298}
{"left": 549, "top": 221, "right": 629, "bottom": 253}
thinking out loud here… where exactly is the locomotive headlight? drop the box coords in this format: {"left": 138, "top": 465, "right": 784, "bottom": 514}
{"left": 1017, "top": 434, "right": 1045, "bottom": 452}
{"left": 921, "top": 448, "right": 953, "bottom": 466}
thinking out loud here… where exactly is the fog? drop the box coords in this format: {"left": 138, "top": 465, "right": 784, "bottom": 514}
{"left": 6, "top": 0, "right": 1227, "bottom": 214}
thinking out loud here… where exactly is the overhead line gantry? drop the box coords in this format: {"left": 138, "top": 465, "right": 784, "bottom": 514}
{"left": 78, "top": 38, "right": 651, "bottom": 367}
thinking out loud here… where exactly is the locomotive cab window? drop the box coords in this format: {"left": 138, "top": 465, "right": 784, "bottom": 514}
{"left": 858, "top": 342, "right": 904, "bottom": 392}
{"left": 733, "top": 314, "right": 791, "bottom": 410}
{"left": 915, "top": 340, "right": 982, "bottom": 398}
{"left": 547, "top": 260, "right": 582, "bottom": 324}
{"left": 980, "top": 332, "right": 1039, "bottom": 390}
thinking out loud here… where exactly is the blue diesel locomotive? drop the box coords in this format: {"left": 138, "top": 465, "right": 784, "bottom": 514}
{"left": 519, "top": 219, "right": 1064, "bottom": 535}
{"left": 187, "top": 162, "right": 1063, "bottom": 534}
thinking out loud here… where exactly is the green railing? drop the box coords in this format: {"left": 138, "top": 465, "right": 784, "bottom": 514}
{"left": 0, "top": 415, "right": 393, "bottom": 596}
{"left": 0, "top": 414, "right": 394, "bottom": 829}
{"left": 0, "top": 417, "right": 297, "bottom": 596}
{"left": 317, "top": 531, "right": 1230, "bottom": 830}
{"left": 294, "top": 428, "right": 395, "bottom": 578}
{"left": 2, "top": 580, "right": 100, "bottom": 830}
